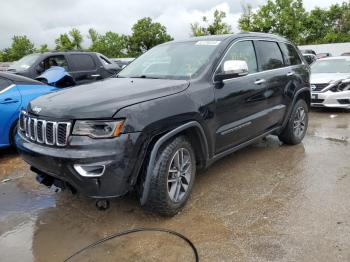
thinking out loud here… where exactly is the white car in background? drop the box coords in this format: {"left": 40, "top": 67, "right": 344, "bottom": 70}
{"left": 310, "top": 56, "right": 350, "bottom": 109}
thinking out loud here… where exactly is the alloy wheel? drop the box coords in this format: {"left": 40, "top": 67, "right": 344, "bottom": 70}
{"left": 293, "top": 107, "right": 306, "bottom": 138}
{"left": 167, "top": 148, "right": 192, "bottom": 203}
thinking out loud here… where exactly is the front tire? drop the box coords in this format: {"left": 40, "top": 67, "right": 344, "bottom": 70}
{"left": 143, "top": 136, "right": 196, "bottom": 216}
{"left": 279, "top": 99, "right": 308, "bottom": 145}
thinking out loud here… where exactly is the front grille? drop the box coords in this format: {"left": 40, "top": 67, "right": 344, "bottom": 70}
{"left": 312, "top": 83, "right": 329, "bottom": 92}
{"left": 19, "top": 111, "right": 71, "bottom": 147}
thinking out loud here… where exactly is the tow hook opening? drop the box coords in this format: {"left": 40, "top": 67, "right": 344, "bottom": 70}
{"left": 31, "top": 166, "right": 76, "bottom": 194}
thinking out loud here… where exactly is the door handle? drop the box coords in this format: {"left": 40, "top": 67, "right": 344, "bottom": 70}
{"left": 287, "top": 72, "right": 295, "bottom": 76}
{"left": 91, "top": 74, "right": 101, "bottom": 78}
{"left": 0, "top": 98, "right": 19, "bottom": 104}
{"left": 254, "top": 79, "right": 266, "bottom": 85}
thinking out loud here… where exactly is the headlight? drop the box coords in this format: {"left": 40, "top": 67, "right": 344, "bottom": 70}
{"left": 72, "top": 120, "right": 124, "bottom": 138}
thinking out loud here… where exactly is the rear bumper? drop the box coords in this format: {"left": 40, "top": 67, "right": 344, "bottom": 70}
{"left": 311, "top": 90, "right": 350, "bottom": 108}
{"left": 16, "top": 131, "right": 142, "bottom": 198}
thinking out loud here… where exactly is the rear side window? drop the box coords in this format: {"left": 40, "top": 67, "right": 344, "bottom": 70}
{"left": 0, "top": 78, "right": 12, "bottom": 92}
{"left": 69, "top": 54, "right": 96, "bottom": 71}
{"left": 279, "top": 43, "right": 302, "bottom": 65}
{"left": 219, "top": 40, "right": 258, "bottom": 74}
{"left": 255, "top": 41, "right": 284, "bottom": 70}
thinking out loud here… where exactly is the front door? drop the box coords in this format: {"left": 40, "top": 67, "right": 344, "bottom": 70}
{"left": 0, "top": 78, "right": 21, "bottom": 146}
{"left": 214, "top": 40, "right": 266, "bottom": 153}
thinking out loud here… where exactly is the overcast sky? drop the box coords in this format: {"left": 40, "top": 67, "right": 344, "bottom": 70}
{"left": 0, "top": 0, "right": 346, "bottom": 49}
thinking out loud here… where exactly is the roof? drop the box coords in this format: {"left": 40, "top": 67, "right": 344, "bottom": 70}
{"left": 172, "top": 32, "right": 289, "bottom": 44}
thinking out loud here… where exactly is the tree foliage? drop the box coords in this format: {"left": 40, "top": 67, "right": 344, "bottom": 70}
{"left": 127, "top": 17, "right": 173, "bottom": 56}
{"left": 89, "top": 31, "right": 128, "bottom": 58}
{"left": 239, "top": 0, "right": 350, "bottom": 44}
{"left": 38, "top": 44, "right": 50, "bottom": 53}
{"left": 191, "top": 10, "right": 232, "bottom": 36}
{"left": 55, "top": 28, "right": 83, "bottom": 51}
{"left": 0, "top": 36, "right": 35, "bottom": 61}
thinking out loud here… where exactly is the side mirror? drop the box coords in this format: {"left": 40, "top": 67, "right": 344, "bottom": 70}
{"left": 214, "top": 60, "right": 249, "bottom": 82}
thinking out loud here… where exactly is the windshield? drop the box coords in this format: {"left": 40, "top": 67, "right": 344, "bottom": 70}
{"left": 118, "top": 41, "right": 221, "bottom": 80}
{"left": 9, "top": 53, "right": 40, "bottom": 71}
{"left": 311, "top": 59, "right": 350, "bottom": 74}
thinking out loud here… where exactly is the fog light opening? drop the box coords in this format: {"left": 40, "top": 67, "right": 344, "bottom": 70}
{"left": 74, "top": 164, "right": 106, "bottom": 177}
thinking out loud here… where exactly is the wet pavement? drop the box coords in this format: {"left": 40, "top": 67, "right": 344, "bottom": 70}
{"left": 0, "top": 109, "right": 349, "bottom": 262}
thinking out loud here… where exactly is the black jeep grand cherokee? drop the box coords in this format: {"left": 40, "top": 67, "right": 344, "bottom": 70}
{"left": 17, "top": 33, "right": 310, "bottom": 216}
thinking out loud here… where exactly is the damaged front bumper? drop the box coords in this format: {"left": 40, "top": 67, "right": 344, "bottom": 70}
{"left": 311, "top": 90, "right": 350, "bottom": 108}
{"left": 16, "top": 131, "right": 142, "bottom": 198}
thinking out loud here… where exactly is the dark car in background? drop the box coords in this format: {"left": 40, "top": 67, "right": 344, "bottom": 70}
{"left": 7, "top": 51, "right": 121, "bottom": 85}
{"left": 302, "top": 54, "right": 317, "bottom": 65}
{"left": 316, "top": 52, "right": 332, "bottom": 59}
{"left": 17, "top": 33, "right": 310, "bottom": 216}
{"left": 111, "top": 58, "right": 135, "bottom": 68}
{"left": 300, "top": 49, "right": 316, "bottom": 55}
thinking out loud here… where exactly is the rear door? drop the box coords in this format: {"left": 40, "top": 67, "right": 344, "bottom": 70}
{"left": 253, "top": 40, "right": 289, "bottom": 128}
{"left": 0, "top": 78, "right": 21, "bottom": 146}
{"left": 278, "top": 42, "right": 307, "bottom": 106}
{"left": 67, "top": 53, "right": 100, "bottom": 84}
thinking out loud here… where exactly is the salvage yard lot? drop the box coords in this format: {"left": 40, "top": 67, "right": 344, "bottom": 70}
{"left": 1, "top": 109, "right": 349, "bottom": 262}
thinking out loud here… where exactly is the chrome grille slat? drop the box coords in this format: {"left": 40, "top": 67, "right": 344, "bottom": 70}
{"left": 19, "top": 112, "right": 70, "bottom": 147}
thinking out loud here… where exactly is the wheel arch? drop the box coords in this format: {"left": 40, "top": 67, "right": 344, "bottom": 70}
{"left": 139, "top": 121, "right": 209, "bottom": 205}
{"left": 281, "top": 87, "right": 311, "bottom": 131}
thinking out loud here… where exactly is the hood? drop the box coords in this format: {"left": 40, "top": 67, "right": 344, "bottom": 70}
{"left": 28, "top": 77, "right": 189, "bottom": 119}
{"left": 311, "top": 73, "right": 350, "bottom": 84}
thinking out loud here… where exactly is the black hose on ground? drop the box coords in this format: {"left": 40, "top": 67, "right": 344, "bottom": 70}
{"left": 64, "top": 227, "right": 199, "bottom": 262}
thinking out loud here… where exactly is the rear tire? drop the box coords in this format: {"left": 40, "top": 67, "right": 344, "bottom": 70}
{"left": 279, "top": 99, "right": 308, "bottom": 145}
{"left": 142, "top": 136, "right": 196, "bottom": 216}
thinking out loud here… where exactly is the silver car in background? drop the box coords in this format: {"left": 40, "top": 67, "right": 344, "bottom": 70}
{"left": 310, "top": 56, "right": 350, "bottom": 108}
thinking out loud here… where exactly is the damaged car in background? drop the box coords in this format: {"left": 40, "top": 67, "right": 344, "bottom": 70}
{"left": 310, "top": 56, "right": 350, "bottom": 108}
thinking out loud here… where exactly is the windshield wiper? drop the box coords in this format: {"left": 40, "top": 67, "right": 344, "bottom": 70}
{"left": 129, "top": 75, "right": 161, "bottom": 79}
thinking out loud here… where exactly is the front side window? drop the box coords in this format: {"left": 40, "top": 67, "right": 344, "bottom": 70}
{"left": 69, "top": 54, "right": 96, "bottom": 71}
{"left": 0, "top": 78, "right": 12, "bottom": 92}
{"left": 118, "top": 41, "right": 221, "bottom": 80}
{"left": 255, "top": 41, "right": 284, "bottom": 70}
{"left": 219, "top": 40, "right": 258, "bottom": 74}
{"left": 279, "top": 43, "right": 302, "bottom": 66}
{"left": 41, "top": 55, "right": 69, "bottom": 71}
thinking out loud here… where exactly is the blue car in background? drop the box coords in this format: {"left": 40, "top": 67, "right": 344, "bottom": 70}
{"left": 0, "top": 67, "right": 75, "bottom": 148}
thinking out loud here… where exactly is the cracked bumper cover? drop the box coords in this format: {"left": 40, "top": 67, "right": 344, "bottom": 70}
{"left": 311, "top": 90, "right": 350, "bottom": 108}
{"left": 16, "top": 132, "right": 141, "bottom": 198}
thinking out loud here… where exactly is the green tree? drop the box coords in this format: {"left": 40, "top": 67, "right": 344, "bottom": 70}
{"left": 88, "top": 28, "right": 98, "bottom": 44}
{"left": 239, "top": 0, "right": 350, "bottom": 45}
{"left": 55, "top": 28, "right": 83, "bottom": 51}
{"left": 69, "top": 28, "right": 83, "bottom": 49}
{"left": 55, "top": 33, "right": 74, "bottom": 51}
{"left": 191, "top": 10, "right": 232, "bottom": 36}
{"left": 38, "top": 44, "right": 50, "bottom": 53}
{"left": 3, "top": 35, "right": 35, "bottom": 61}
{"left": 90, "top": 31, "right": 128, "bottom": 58}
{"left": 239, "top": 0, "right": 306, "bottom": 44}
{"left": 127, "top": 17, "right": 173, "bottom": 56}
